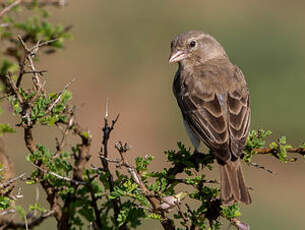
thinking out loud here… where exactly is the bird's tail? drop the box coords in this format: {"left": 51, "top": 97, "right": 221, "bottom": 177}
{"left": 219, "top": 160, "right": 251, "bottom": 205}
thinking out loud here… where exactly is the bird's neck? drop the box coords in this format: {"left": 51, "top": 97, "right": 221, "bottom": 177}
{"left": 180, "top": 54, "right": 229, "bottom": 70}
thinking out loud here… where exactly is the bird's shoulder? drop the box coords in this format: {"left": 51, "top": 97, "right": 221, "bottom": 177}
{"left": 173, "top": 58, "right": 249, "bottom": 105}
{"left": 177, "top": 58, "right": 232, "bottom": 97}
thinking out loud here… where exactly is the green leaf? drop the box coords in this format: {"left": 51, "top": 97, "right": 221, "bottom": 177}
{"left": 117, "top": 201, "right": 145, "bottom": 228}
{"left": 243, "top": 129, "right": 273, "bottom": 163}
{"left": 136, "top": 155, "right": 154, "bottom": 172}
{"left": 221, "top": 203, "right": 241, "bottom": 219}
{"left": 0, "top": 59, "right": 19, "bottom": 75}
{"left": 147, "top": 213, "right": 162, "bottom": 220}
{"left": 0, "top": 123, "right": 15, "bottom": 135}
{"left": 79, "top": 205, "right": 94, "bottom": 222}
{"left": 15, "top": 205, "right": 26, "bottom": 218}
{"left": 0, "top": 196, "right": 11, "bottom": 210}
{"left": 29, "top": 203, "right": 46, "bottom": 213}
{"left": 279, "top": 136, "right": 287, "bottom": 145}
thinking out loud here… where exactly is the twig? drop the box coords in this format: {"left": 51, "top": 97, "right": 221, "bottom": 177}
{"left": 16, "top": 37, "right": 51, "bottom": 89}
{"left": 23, "top": 70, "right": 47, "bottom": 75}
{"left": 1, "top": 210, "right": 55, "bottom": 230}
{"left": 169, "top": 178, "right": 218, "bottom": 185}
{"left": 175, "top": 202, "right": 189, "bottom": 230}
{"left": 105, "top": 140, "right": 176, "bottom": 230}
{"left": 17, "top": 35, "right": 46, "bottom": 92}
{"left": 253, "top": 147, "right": 305, "bottom": 156}
{"left": 31, "top": 163, "right": 86, "bottom": 185}
{"left": 105, "top": 97, "right": 109, "bottom": 119}
{"left": 57, "top": 116, "right": 92, "bottom": 229}
{"left": 45, "top": 78, "right": 75, "bottom": 115}
{"left": 99, "top": 102, "right": 123, "bottom": 228}
{"left": 99, "top": 155, "right": 120, "bottom": 164}
{"left": 0, "top": 209, "right": 16, "bottom": 216}
{"left": 55, "top": 120, "right": 72, "bottom": 154}
{"left": 165, "top": 150, "right": 214, "bottom": 183}
{"left": 23, "top": 126, "right": 62, "bottom": 223}
{"left": 248, "top": 162, "right": 273, "bottom": 174}
{"left": 0, "top": 173, "right": 26, "bottom": 190}
{"left": 6, "top": 73, "right": 23, "bottom": 103}
{"left": 17, "top": 35, "right": 30, "bottom": 52}
{"left": 24, "top": 216, "right": 28, "bottom": 230}
{"left": 21, "top": 0, "right": 68, "bottom": 7}
{"left": 85, "top": 170, "right": 103, "bottom": 229}
{"left": 0, "top": 0, "right": 23, "bottom": 18}
{"left": 30, "top": 39, "right": 58, "bottom": 53}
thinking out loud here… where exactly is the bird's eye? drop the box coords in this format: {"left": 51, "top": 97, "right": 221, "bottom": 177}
{"left": 189, "top": 40, "right": 196, "bottom": 48}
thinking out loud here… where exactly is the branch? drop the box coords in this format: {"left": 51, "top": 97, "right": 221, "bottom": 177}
{"left": 114, "top": 141, "right": 159, "bottom": 207}
{"left": 23, "top": 70, "right": 47, "bottom": 75}
{"left": 175, "top": 202, "right": 190, "bottom": 230}
{"left": 0, "top": 210, "right": 55, "bottom": 230}
{"left": 55, "top": 115, "right": 73, "bottom": 154}
{"left": 31, "top": 163, "right": 86, "bottom": 185}
{"left": 99, "top": 100, "right": 124, "bottom": 229}
{"left": 85, "top": 171, "right": 103, "bottom": 229}
{"left": 71, "top": 120, "right": 92, "bottom": 181}
{"left": 0, "top": 173, "right": 25, "bottom": 190}
{"left": 18, "top": 35, "right": 42, "bottom": 92}
{"left": 166, "top": 150, "right": 213, "bottom": 181}
{"left": 23, "top": 126, "right": 63, "bottom": 223}
{"left": 0, "top": 0, "right": 23, "bottom": 18}
{"left": 45, "top": 78, "right": 75, "bottom": 115}
{"left": 253, "top": 147, "right": 305, "bottom": 156}
{"left": 248, "top": 162, "right": 273, "bottom": 174}
{"left": 5, "top": 73, "right": 23, "bottom": 103}
{"left": 21, "top": 0, "right": 68, "bottom": 7}
{"left": 103, "top": 141, "right": 176, "bottom": 230}
{"left": 58, "top": 116, "right": 92, "bottom": 230}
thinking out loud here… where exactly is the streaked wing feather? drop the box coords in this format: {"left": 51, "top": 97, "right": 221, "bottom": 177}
{"left": 174, "top": 61, "right": 250, "bottom": 163}
{"left": 228, "top": 67, "right": 251, "bottom": 157}
{"left": 181, "top": 91, "right": 230, "bottom": 163}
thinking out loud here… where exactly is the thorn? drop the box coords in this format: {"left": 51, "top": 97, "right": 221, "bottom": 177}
{"left": 105, "top": 97, "right": 109, "bottom": 119}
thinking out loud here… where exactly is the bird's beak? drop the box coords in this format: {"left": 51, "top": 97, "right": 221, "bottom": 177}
{"left": 169, "top": 50, "right": 187, "bottom": 63}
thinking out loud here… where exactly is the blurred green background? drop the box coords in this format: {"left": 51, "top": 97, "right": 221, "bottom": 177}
{"left": 2, "top": 0, "right": 305, "bottom": 229}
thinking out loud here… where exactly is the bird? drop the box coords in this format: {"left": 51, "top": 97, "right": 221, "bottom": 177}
{"left": 169, "top": 30, "right": 251, "bottom": 205}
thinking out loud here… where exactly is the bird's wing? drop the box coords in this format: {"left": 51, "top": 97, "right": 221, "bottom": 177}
{"left": 176, "top": 64, "right": 250, "bottom": 162}
{"left": 227, "top": 66, "right": 250, "bottom": 158}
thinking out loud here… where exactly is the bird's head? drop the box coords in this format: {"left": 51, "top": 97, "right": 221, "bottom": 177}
{"left": 169, "top": 30, "right": 227, "bottom": 66}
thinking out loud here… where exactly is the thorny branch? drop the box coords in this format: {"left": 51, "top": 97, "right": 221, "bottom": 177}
{"left": 0, "top": 173, "right": 25, "bottom": 191}
{"left": 0, "top": 0, "right": 68, "bottom": 19}
{"left": 56, "top": 107, "right": 92, "bottom": 230}
{"left": 98, "top": 103, "right": 176, "bottom": 230}
{"left": 253, "top": 147, "right": 305, "bottom": 157}
{"left": 30, "top": 163, "right": 86, "bottom": 185}
{"left": 0, "top": 0, "right": 23, "bottom": 18}
{"left": 0, "top": 210, "right": 55, "bottom": 230}
{"left": 99, "top": 103, "right": 126, "bottom": 229}
{"left": 12, "top": 37, "right": 64, "bottom": 226}
{"left": 2, "top": 36, "right": 93, "bottom": 229}
{"left": 45, "top": 78, "right": 75, "bottom": 115}
{"left": 100, "top": 137, "right": 175, "bottom": 230}
{"left": 85, "top": 171, "right": 103, "bottom": 230}
{"left": 21, "top": 0, "right": 68, "bottom": 7}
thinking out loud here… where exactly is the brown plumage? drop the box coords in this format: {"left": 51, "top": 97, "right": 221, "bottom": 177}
{"left": 169, "top": 31, "right": 251, "bottom": 205}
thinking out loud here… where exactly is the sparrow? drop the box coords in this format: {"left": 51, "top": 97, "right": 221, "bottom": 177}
{"left": 169, "top": 30, "right": 251, "bottom": 205}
